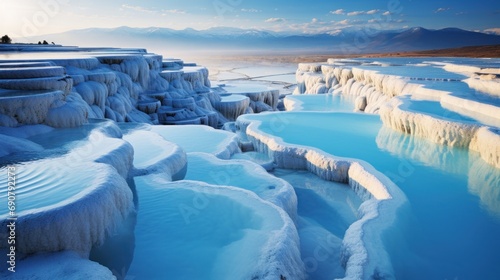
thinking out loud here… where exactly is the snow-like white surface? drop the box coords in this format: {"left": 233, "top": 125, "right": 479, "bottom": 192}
{"left": 294, "top": 59, "right": 500, "bottom": 122}
{"left": 26, "top": 122, "right": 134, "bottom": 178}
{"left": 0, "top": 66, "right": 66, "bottom": 79}
{"left": 0, "top": 89, "right": 67, "bottom": 126}
{"left": 0, "top": 47, "right": 236, "bottom": 128}
{"left": 293, "top": 58, "right": 500, "bottom": 170}
{"left": 380, "top": 97, "right": 480, "bottom": 148}
{"left": 0, "top": 119, "right": 135, "bottom": 257}
{"left": 122, "top": 128, "right": 187, "bottom": 179}
{"left": 213, "top": 94, "right": 250, "bottom": 121}
{"left": 151, "top": 125, "right": 240, "bottom": 159}
{"left": 470, "top": 127, "right": 500, "bottom": 169}
{"left": 45, "top": 92, "right": 89, "bottom": 128}
{"left": 221, "top": 82, "right": 280, "bottom": 113}
{"left": 295, "top": 72, "right": 329, "bottom": 94}
{"left": 380, "top": 96, "right": 500, "bottom": 169}
{"left": 128, "top": 177, "right": 305, "bottom": 280}
{"left": 185, "top": 152, "right": 297, "bottom": 219}
{"left": 0, "top": 61, "right": 55, "bottom": 68}
{"left": 464, "top": 76, "right": 500, "bottom": 97}
{"left": 2, "top": 46, "right": 499, "bottom": 278}
{"left": 240, "top": 108, "right": 500, "bottom": 278}
{"left": 442, "top": 63, "right": 482, "bottom": 75}
{"left": 0, "top": 76, "right": 73, "bottom": 92}
{"left": 440, "top": 93, "right": 500, "bottom": 128}
{"left": 0, "top": 46, "right": 293, "bottom": 129}
{"left": 237, "top": 112, "right": 409, "bottom": 279}
{"left": 0, "top": 161, "right": 133, "bottom": 255}
{"left": 0, "top": 251, "right": 116, "bottom": 279}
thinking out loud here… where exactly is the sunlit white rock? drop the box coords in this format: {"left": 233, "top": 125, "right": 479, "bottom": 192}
{"left": 464, "top": 76, "right": 500, "bottom": 97}
{"left": 185, "top": 152, "right": 297, "bottom": 219}
{"left": 151, "top": 125, "right": 240, "bottom": 159}
{"left": 122, "top": 128, "right": 187, "bottom": 180}
{"left": 380, "top": 97, "right": 480, "bottom": 148}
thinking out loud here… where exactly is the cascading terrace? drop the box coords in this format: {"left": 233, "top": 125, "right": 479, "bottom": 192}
{"left": 0, "top": 45, "right": 279, "bottom": 130}
{"left": 294, "top": 58, "right": 500, "bottom": 169}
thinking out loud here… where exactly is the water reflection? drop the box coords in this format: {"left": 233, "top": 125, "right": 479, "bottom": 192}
{"left": 468, "top": 157, "right": 500, "bottom": 219}
{"left": 376, "top": 126, "right": 500, "bottom": 220}
{"left": 376, "top": 126, "right": 469, "bottom": 175}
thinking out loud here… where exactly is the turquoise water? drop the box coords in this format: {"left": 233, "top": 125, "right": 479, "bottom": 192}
{"left": 286, "top": 94, "right": 355, "bottom": 112}
{"left": 349, "top": 57, "right": 500, "bottom": 69}
{"left": 272, "top": 168, "right": 362, "bottom": 280}
{"left": 126, "top": 176, "right": 296, "bottom": 280}
{"left": 252, "top": 111, "right": 500, "bottom": 279}
{"left": 405, "top": 99, "right": 478, "bottom": 123}
{"left": 355, "top": 63, "right": 467, "bottom": 81}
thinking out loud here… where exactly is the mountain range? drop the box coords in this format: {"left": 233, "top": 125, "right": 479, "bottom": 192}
{"left": 26, "top": 26, "right": 500, "bottom": 57}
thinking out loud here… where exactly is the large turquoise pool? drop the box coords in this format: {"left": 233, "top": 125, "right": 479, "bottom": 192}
{"left": 243, "top": 111, "right": 500, "bottom": 279}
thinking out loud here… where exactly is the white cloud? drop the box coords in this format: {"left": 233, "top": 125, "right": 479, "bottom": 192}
{"left": 162, "top": 9, "right": 186, "bottom": 14}
{"left": 276, "top": 19, "right": 344, "bottom": 35}
{"left": 122, "top": 5, "right": 187, "bottom": 15}
{"left": 268, "top": 17, "right": 408, "bottom": 36}
{"left": 121, "top": 4, "right": 155, "bottom": 13}
{"left": 265, "top": 17, "right": 286, "bottom": 23}
{"left": 328, "top": 29, "right": 343, "bottom": 36}
{"left": 484, "top": 28, "right": 500, "bottom": 35}
{"left": 382, "top": 11, "right": 391, "bottom": 16}
{"left": 346, "top": 10, "right": 381, "bottom": 16}
{"left": 347, "top": 11, "right": 364, "bottom": 16}
{"left": 241, "top": 8, "right": 261, "bottom": 13}
{"left": 434, "top": 7, "right": 450, "bottom": 13}
{"left": 330, "top": 9, "right": 345, "bottom": 15}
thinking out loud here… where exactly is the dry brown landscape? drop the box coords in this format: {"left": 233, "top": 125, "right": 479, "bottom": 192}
{"left": 207, "top": 44, "right": 500, "bottom": 64}
{"left": 362, "top": 44, "right": 500, "bottom": 58}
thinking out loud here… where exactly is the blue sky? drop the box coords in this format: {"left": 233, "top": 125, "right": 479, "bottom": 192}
{"left": 1, "top": 0, "right": 499, "bottom": 38}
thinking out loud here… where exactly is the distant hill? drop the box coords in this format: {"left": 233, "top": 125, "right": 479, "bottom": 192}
{"left": 364, "top": 27, "right": 500, "bottom": 52}
{"left": 362, "top": 44, "right": 500, "bottom": 58}
{"left": 24, "top": 26, "right": 500, "bottom": 57}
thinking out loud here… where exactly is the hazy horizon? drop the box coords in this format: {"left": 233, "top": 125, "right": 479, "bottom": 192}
{"left": 1, "top": 0, "right": 499, "bottom": 40}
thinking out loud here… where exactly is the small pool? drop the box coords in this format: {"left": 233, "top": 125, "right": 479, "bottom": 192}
{"left": 242, "top": 111, "right": 500, "bottom": 280}
{"left": 405, "top": 99, "right": 478, "bottom": 123}
{"left": 285, "top": 94, "right": 355, "bottom": 112}
{"left": 127, "top": 176, "right": 302, "bottom": 280}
